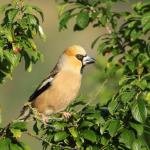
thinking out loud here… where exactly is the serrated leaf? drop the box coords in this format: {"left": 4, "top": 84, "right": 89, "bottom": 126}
{"left": 107, "top": 119, "right": 120, "bottom": 137}
{"left": 76, "top": 11, "right": 89, "bottom": 29}
{"left": 54, "top": 131, "right": 69, "bottom": 142}
{"left": 81, "top": 129, "right": 97, "bottom": 143}
{"left": 131, "top": 99, "right": 147, "bottom": 123}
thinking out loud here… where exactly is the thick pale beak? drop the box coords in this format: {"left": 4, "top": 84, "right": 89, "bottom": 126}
{"left": 83, "top": 55, "right": 95, "bottom": 65}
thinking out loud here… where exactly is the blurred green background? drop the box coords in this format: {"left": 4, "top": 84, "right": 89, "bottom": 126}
{"left": 0, "top": 0, "right": 140, "bottom": 149}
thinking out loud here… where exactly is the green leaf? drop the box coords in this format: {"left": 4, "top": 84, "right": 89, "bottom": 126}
{"left": 6, "top": 8, "right": 19, "bottom": 22}
{"left": 19, "top": 142, "right": 31, "bottom": 150}
{"left": 0, "top": 138, "right": 11, "bottom": 150}
{"left": 59, "top": 11, "right": 71, "bottom": 31}
{"left": 121, "top": 91, "right": 136, "bottom": 103}
{"left": 69, "top": 127, "right": 78, "bottom": 138}
{"left": 145, "top": 92, "right": 150, "bottom": 104}
{"left": 108, "top": 100, "right": 117, "bottom": 114}
{"left": 31, "top": 6, "right": 44, "bottom": 22}
{"left": 101, "top": 136, "right": 108, "bottom": 146}
{"left": 130, "top": 122, "right": 143, "bottom": 136}
{"left": 131, "top": 99, "right": 147, "bottom": 123}
{"left": 0, "top": 46, "right": 3, "bottom": 61}
{"left": 4, "top": 51, "right": 20, "bottom": 67}
{"left": 100, "top": 120, "right": 110, "bottom": 134}
{"left": 10, "top": 142, "right": 23, "bottom": 150}
{"left": 127, "top": 61, "right": 135, "bottom": 72}
{"left": 23, "top": 51, "right": 32, "bottom": 72}
{"left": 52, "top": 122, "right": 67, "bottom": 130}
{"left": 76, "top": 11, "right": 89, "bottom": 29}
{"left": 10, "top": 128, "right": 22, "bottom": 138}
{"left": 119, "top": 129, "right": 135, "bottom": 148}
{"left": 79, "top": 120, "right": 94, "bottom": 128}
{"left": 81, "top": 129, "right": 97, "bottom": 143}
{"left": 27, "top": 14, "right": 38, "bottom": 25}
{"left": 10, "top": 122, "right": 27, "bottom": 131}
{"left": 99, "top": 15, "right": 107, "bottom": 26}
{"left": 132, "top": 139, "right": 142, "bottom": 150}
{"left": 130, "top": 29, "right": 142, "bottom": 41}
{"left": 142, "top": 12, "right": 150, "bottom": 33}
{"left": 54, "top": 131, "right": 69, "bottom": 142}
{"left": 107, "top": 119, "right": 120, "bottom": 137}
{"left": 137, "top": 80, "right": 147, "bottom": 90}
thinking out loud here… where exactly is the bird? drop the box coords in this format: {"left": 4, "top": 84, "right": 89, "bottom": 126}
{"left": 18, "top": 45, "right": 95, "bottom": 123}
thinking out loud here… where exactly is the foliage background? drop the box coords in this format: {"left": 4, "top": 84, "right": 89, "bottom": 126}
{"left": 0, "top": 0, "right": 148, "bottom": 149}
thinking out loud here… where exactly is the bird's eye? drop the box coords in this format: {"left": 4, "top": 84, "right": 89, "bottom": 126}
{"left": 76, "top": 54, "right": 84, "bottom": 61}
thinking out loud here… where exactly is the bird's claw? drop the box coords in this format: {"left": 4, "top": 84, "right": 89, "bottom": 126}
{"left": 62, "top": 112, "right": 71, "bottom": 119}
{"left": 41, "top": 114, "right": 49, "bottom": 124}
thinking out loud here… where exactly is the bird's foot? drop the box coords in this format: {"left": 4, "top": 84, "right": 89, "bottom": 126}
{"left": 41, "top": 114, "right": 49, "bottom": 124}
{"left": 61, "top": 112, "right": 71, "bottom": 119}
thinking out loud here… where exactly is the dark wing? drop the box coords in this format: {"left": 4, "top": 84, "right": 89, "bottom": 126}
{"left": 29, "top": 64, "right": 59, "bottom": 102}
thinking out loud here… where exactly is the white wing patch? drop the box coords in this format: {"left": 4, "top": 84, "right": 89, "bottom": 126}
{"left": 38, "top": 77, "right": 53, "bottom": 90}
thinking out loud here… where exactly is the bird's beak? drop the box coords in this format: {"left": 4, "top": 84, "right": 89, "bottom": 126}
{"left": 83, "top": 55, "right": 95, "bottom": 65}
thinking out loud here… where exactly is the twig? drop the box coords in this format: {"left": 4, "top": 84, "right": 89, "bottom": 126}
{"left": 25, "top": 131, "right": 76, "bottom": 150}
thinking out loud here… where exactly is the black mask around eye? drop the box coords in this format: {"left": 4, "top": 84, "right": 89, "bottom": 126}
{"left": 75, "top": 54, "right": 84, "bottom": 61}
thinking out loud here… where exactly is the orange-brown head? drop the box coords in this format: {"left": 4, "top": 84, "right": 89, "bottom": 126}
{"left": 59, "top": 45, "right": 95, "bottom": 73}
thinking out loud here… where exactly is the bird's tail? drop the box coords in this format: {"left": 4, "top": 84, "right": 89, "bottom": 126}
{"left": 17, "top": 104, "right": 32, "bottom": 122}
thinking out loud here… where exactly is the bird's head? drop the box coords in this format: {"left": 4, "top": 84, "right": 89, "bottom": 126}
{"left": 60, "top": 45, "right": 95, "bottom": 73}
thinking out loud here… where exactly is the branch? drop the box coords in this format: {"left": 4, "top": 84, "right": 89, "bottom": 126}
{"left": 25, "top": 131, "right": 76, "bottom": 150}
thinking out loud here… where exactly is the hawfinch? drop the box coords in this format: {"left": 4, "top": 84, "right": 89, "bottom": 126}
{"left": 18, "top": 45, "right": 95, "bottom": 123}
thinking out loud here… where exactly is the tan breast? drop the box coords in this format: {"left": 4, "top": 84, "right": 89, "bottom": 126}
{"left": 32, "top": 71, "right": 82, "bottom": 115}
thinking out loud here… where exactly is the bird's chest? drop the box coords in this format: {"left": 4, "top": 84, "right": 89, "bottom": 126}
{"left": 49, "top": 71, "right": 82, "bottom": 111}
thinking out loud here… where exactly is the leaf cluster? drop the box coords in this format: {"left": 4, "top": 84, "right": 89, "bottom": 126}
{"left": 0, "top": 0, "right": 45, "bottom": 83}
